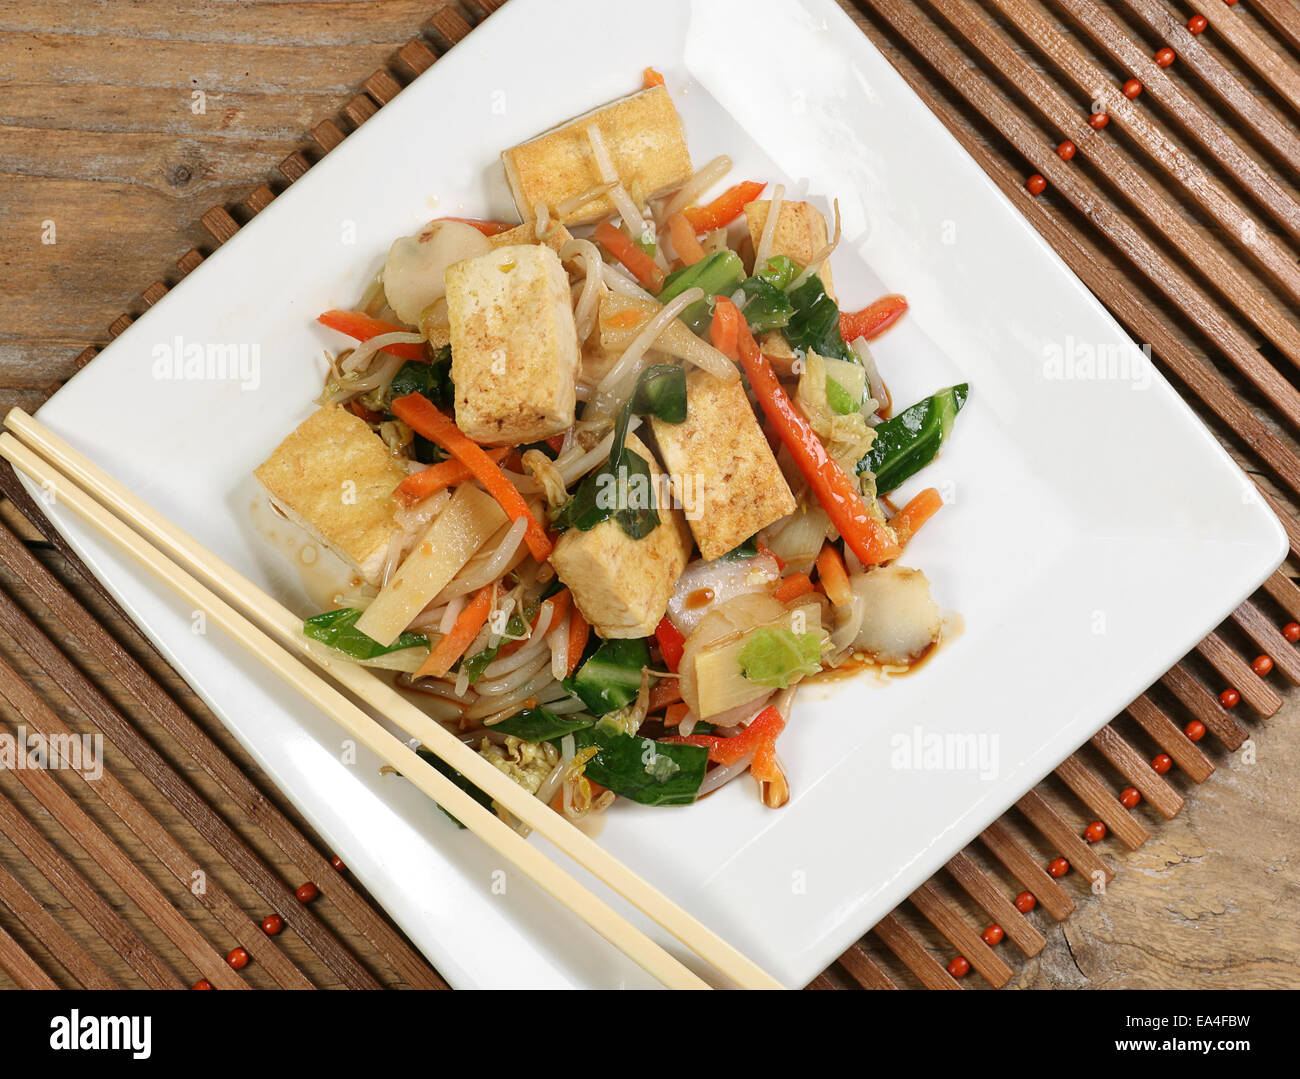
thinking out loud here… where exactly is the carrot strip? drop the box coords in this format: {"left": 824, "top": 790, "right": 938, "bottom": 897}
{"left": 839, "top": 294, "right": 909, "bottom": 343}
{"left": 566, "top": 608, "right": 590, "bottom": 676}
{"left": 642, "top": 67, "right": 666, "bottom": 89}
{"left": 773, "top": 573, "right": 814, "bottom": 604}
{"left": 682, "top": 180, "right": 766, "bottom": 233}
{"left": 891, "top": 487, "right": 943, "bottom": 547}
{"left": 317, "top": 310, "right": 426, "bottom": 362}
{"left": 663, "top": 702, "right": 690, "bottom": 728}
{"left": 393, "top": 447, "right": 510, "bottom": 507}
{"left": 391, "top": 393, "right": 552, "bottom": 560}
{"left": 711, "top": 297, "right": 900, "bottom": 567}
{"left": 434, "top": 216, "right": 514, "bottom": 236}
{"left": 593, "top": 221, "right": 665, "bottom": 292}
{"left": 815, "top": 544, "right": 853, "bottom": 608}
{"left": 666, "top": 213, "right": 705, "bottom": 266}
{"left": 415, "top": 584, "right": 494, "bottom": 679}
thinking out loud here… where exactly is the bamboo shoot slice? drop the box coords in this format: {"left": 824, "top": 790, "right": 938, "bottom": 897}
{"left": 356, "top": 484, "right": 507, "bottom": 645}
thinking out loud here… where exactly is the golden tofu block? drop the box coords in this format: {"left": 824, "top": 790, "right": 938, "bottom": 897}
{"left": 487, "top": 220, "right": 574, "bottom": 257}
{"left": 254, "top": 406, "right": 407, "bottom": 587}
{"left": 744, "top": 199, "right": 835, "bottom": 300}
{"left": 550, "top": 435, "right": 692, "bottom": 638}
{"left": 651, "top": 369, "right": 796, "bottom": 561}
{"left": 445, "top": 244, "right": 580, "bottom": 445}
{"left": 502, "top": 85, "right": 692, "bottom": 226}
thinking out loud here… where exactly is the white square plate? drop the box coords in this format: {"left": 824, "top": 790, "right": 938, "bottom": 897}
{"left": 26, "top": 0, "right": 1284, "bottom": 988}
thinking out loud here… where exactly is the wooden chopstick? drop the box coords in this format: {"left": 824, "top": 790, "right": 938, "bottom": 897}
{"left": 1, "top": 413, "right": 784, "bottom": 990}
{"left": 0, "top": 429, "right": 709, "bottom": 991}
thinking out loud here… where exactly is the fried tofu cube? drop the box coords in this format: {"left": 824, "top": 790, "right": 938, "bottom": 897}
{"left": 254, "top": 406, "right": 407, "bottom": 587}
{"left": 550, "top": 435, "right": 692, "bottom": 638}
{"left": 487, "top": 220, "right": 574, "bottom": 257}
{"left": 744, "top": 199, "right": 835, "bottom": 300}
{"left": 650, "top": 370, "right": 796, "bottom": 561}
{"left": 502, "top": 85, "right": 692, "bottom": 226}
{"left": 445, "top": 243, "right": 580, "bottom": 445}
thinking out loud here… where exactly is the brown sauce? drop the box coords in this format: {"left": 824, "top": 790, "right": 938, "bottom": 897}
{"left": 685, "top": 587, "right": 715, "bottom": 609}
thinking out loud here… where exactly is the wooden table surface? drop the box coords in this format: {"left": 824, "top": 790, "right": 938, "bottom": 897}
{"left": 0, "top": 0, "right": 1297, "bottom": 989}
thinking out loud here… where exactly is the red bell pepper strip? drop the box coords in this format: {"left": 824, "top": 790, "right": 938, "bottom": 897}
{"left": 710, "top": 297, "right": 901, "bottom": 566}
{"left": 663, "top": 705, "right": 786, "bottom": 765}
{"left": 839, "top": 294, "right": 909, "bottom": 343}
{"left": 655, "top": 616, "right": 685, "bottom": 673}
{"left": 390, "top": 393, "right": 552, "bottom": 561}
{"left": 593, "top": 221, "right": 665, "bottom": 292}
{"left": 682, "top": 181, "right": 766, "bottom": 233}
{"left": 317, "top": 310, "right": 427, "bottom": 362}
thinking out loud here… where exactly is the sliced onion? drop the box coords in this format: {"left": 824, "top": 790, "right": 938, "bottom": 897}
{"left": 666, "top": 554, "right": 782, "bottom": 636}
{"left": 590, "top": 286, "right": 703, "bottom": 416}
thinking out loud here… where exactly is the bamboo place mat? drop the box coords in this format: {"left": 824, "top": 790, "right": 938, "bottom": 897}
{"left": 1, "top": 0, "right": 1298, "bottom": 990}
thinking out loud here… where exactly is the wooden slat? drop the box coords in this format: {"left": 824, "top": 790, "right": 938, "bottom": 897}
{"left": 0, "top": 786, "right": 182, "bottom": 989}
{"left": 0, "top": 651, "right": 315, "bottom": 990}
{"left": 141, "top": 281, "right": 167, "bottom": 307}
{"left": 0, "top": 860, "right": 117, "bottom": 989}
{"left": 428, "top": 6, "right": 473, "bottom": 45}
{"left": 978, "top": 821, "right": 1074, "bottom": 920}
{"left": 1196, "top": 632, "right": 1282, "bottom": 716}
{"left": 363, "top": 69, "right": 404, "bottom": 104}
{"left": 1015, "top": 788, "right": 1114, "bottom": 882}
{"left": 1161, "top": 663, "right": 1251, "bottom": 751}
{"left": 1116, "top": 0, "right": 1300, "bottom": 165}
{"left": 0, "top": 922, "right": 57, "bottom": 990}
{"left": 199, "top": 206, "right": 239, "bottom": 245}
{"left": 175, "top": 247, "right": 204, "bottom": 276}
{"left": 310, "top": 118, "right": 345, "bottom": 153}
{"left": 1090, "top": 723, "right": 1184, "bottom": 819}
{"left": 0, "top": 715, "right": 248, "bottom": 990}
{"left": 107, "top": 314, "right": 132, "bottom": 337}
{"left": 1252, "top": 0, "right": 1300, "bottom": 54}
{"left": 909, "top": 880, "right": 1014, "bottom": 987}
{"left": 945, "top": 851, "right": 1045, "bottom": 957}
{"left": 1054, "top": 755, "right": 1149, "bottom": 850}
{"left": 1050, "top": 0, "right": 1300, "bottom": 240}
{"left": 1263, "top": 570, "right": 1300, "bottom": 620}
{"left": 72, "top": 346, "right": 97, "bottom": 370}
{"left": 871, "top": 912, "right": 960, "bottom": 989}
{"left": 1126, "top": 693, "right": 1215, "bottom": 782}
{"left": 1232, "top": 600, "right": 1300, "bottom": 686}
{"left": 396, "top": 39, "right": 437, "bottom": 76}
{"left": 1203, "top": 1, "right": 1300, "bottom": 113}
{"left": 278, "top": 150, "right": 311, "bottom": 183}
{"left": 0, "top": 492, "right": 445, "bottom": 990}
{"left": 806, "top": 972, "right": 838, "bottom": 990}
{"left": 994, "top": 0, "right": 1300, "bottom": 294}
{"left": 342, "top": 92, "right": 379, "bottom": 127}
{"left": 1256, "top": 485, "right": 1300, "bottom": 561}
{"left": 836, "top": 941, "right": 898, "bottom": 989}
{"left": 242, "top": 184, "right": 275, "bottom": 215}
{"left": 929, "top": 0, "right": 1300, "bottom": 379}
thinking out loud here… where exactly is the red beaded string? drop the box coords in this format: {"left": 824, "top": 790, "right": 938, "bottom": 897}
{"left": 190, "top": 855, "right": 347, "bottom": 987}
